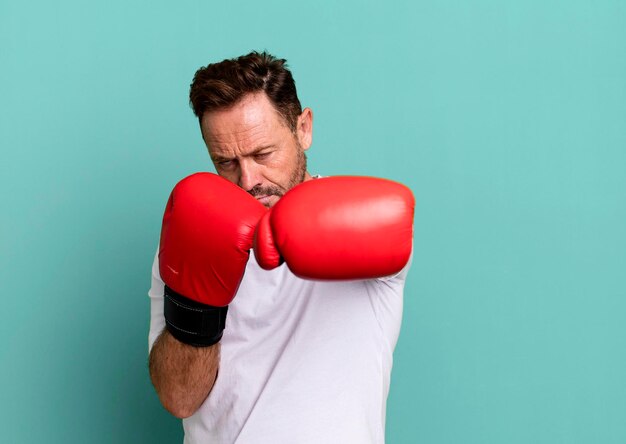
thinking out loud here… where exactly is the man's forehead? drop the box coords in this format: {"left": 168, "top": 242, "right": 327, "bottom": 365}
{"left": 201, "top": 95, "right": 291, "bottom": 150}
{"left": 204, "top": 119, "right": 268, "bottom": 144}
{"left": 203, "top": 123, "right": 277, "bottom": 161}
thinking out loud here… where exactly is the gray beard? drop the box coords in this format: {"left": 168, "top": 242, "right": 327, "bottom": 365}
{"left": 248, "top": 149, "right": 307, "bottom": 199}
{"left": 287, "top": 148, "right": 308, "bottom": 190}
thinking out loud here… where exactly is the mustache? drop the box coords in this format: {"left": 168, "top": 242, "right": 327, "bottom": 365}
{"left": 248, "top": 184, "right": 284, "bottom": 198}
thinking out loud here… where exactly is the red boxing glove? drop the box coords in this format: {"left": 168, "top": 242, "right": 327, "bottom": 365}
{"left": 159, "top": 173, "right": 266, "bottom": 346}
{"left": 253, "top": 176, "right": 414, "bottom": 280}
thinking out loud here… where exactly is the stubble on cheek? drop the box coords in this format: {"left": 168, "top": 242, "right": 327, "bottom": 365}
{"left": 247, "top": 149, "right": 308, "bottom": 200}
{"left": 287, "top": 149, "right": 307, "bottom": 190}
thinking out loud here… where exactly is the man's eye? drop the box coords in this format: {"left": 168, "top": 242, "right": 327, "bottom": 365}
{"left": 254, "top": 152, "right": 271, "bottom": 160}
{"left": 218, "top": 160, "right": 234, "bottom": 168}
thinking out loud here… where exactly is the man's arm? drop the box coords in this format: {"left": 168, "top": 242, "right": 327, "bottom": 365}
{"left": 148, "top": 173, "right": 266, "bottom": 418}
{"left": 149, "top": 329, "right": 219, "bottom": 418}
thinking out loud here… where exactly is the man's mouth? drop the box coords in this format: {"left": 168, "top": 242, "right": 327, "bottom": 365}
{"left": 249, "top": 187, "right": 283, "bottom": 207}
{"left": 255, "top": 195, "right": 272, "bottom": 205}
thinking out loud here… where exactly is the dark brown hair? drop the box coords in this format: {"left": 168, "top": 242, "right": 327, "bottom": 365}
{"left": 189, "top": 51, "right": 302, "bottom": 132}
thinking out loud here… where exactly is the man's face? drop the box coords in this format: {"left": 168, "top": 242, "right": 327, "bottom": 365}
{"left": 201, "top": 92, "right": 313, "bottom": 208}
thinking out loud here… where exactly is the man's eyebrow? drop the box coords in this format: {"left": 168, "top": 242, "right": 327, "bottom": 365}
{"left": 250, "top": 145, "right": 275, "bottom": 154}
{"left": 210, "top": 154, "right": 231, "bottom": 162}
{"left": 211, "top": 145, "right": 275, "bottom": 162}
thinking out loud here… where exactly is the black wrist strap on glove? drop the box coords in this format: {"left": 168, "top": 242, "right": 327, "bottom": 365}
{"left": 163, "top": 286, "right": 228, "bottom": 347}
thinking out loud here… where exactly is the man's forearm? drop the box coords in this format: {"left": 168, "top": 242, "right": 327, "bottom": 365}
{"left": 149, "top": 328, "right": 220, "bottom": 418}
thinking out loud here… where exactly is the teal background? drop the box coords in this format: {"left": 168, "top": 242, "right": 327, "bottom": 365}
{"left": 1, "top": 0, "right": 625, "bottom": 442}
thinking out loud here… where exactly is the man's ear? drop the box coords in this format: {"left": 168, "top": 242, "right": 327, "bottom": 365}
{"left": 297, "top": 108, "right": 313, "bottom": 151}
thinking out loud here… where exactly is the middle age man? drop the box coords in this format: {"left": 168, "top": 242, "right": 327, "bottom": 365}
{"left": 148, "top": 51, "right": 414, "bottom": 443}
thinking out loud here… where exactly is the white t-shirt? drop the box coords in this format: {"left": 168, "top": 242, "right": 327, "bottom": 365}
{"left": 148, "top": 248, "right": 410, "bottom": 444}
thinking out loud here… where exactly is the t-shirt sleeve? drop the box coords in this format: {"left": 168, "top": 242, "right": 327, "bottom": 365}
{"left": 366, "top": 246, "right": 414, "bottom": 350}
{"left": 147, "top": 247, "right": 166, "bottom": 352}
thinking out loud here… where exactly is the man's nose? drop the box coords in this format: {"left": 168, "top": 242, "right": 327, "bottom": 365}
{"left": 238, "top": 160, "right": 261, "bottom": 192}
